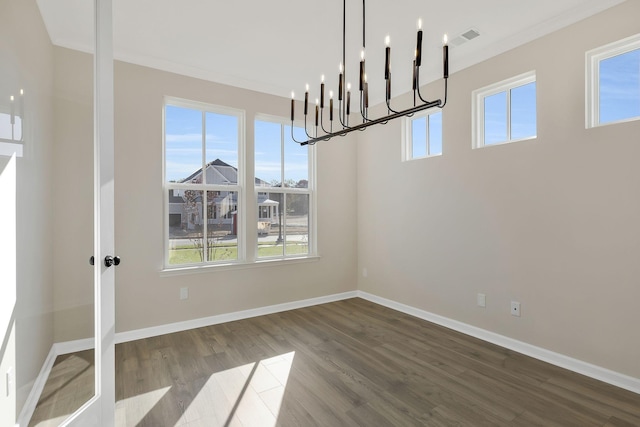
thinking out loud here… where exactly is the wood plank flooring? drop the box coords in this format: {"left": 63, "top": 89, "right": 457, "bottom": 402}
{"left": 29, "top": 298, "right": 640, "bottom": 426}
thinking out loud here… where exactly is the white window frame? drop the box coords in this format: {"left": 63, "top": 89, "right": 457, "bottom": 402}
{"left": 472, "top": 70, "right": 537, "bottom": 149}
{"left": 586, "top": 33, "right": 640, "bottom": 128}
{"left": 402, "top": 109, "right": 443, "bottom": 161}
{"left": 163, "top": 97, "right": 246, "bottom": 269}
{"left": 254, "top": 114, "right": 317, "bottom": 260}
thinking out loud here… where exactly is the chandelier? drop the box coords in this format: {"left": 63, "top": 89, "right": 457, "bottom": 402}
{"left": 290, "top": 0, "right": 449, "bottom": 146}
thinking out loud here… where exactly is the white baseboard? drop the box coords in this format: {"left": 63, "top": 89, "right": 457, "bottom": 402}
{"left": 356, "top": 290, "right": 640, "bottom": 395}
{"left": 115, "top": 290, "right": 358, "bottom": 344}
{"left": 54, "top": 338, "right": 95, "bottom": 355}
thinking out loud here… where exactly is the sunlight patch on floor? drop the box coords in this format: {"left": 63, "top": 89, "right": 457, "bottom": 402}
{"left": 178, "top": 351, "right": 295, "bottom": 426}
{"left": 115, "top": 386, "right": 171, "bottom": 426}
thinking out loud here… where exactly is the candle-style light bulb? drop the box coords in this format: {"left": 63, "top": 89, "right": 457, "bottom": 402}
{"left": 304, "top": 84, "right": 309, "bottom": 115}
{"left": 416, "top": 18, "right": 423, "bottom": 67}
{"left": 320, "top": 75, "right": 325, "bottom": 108}
{"left": 338, "top": 63, "right": 344, "bottom": 101}
{"left": 10, "top": 95, "right": 15, "bottom": 125}
{"left": 321, "top": 74, "right": 325, "bottom": 83}
{"left": 359, "top": 50, "right": 366, "bottom": 91}
{"left": 385, "top": 35, "right": 391, "bottom": 80}
{"left": 443, "top": 34, "right": 448, "bottom": 45}
{"left": 329, "top": 90, "right": 334, "bottom": 99}
{"left": 346, "top": 83, "right": 351, "bottom": 116}
{"left": 443, "top": 34, "right": 449, "bottom": 79}
{"left": 315, "top": 99, "right": 319, "bottom": 126}
{"left": 339, "top": 62, "right": 343, "bottom": 73}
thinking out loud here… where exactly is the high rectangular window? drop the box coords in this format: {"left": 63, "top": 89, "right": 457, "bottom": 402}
{"left": 586, "top": 34, "right": 640, "bottom": 127}
{"left": 255, "top": 118, "right": 314, "bottom": 259}
{"left": 404, "top": 110, "right": 443, "bottom": 160}
{"left": 164, "top": 98, "right": 244, "bottom": 267}
{"left": 473, "top": 71, "right": 537, "bottom": 148}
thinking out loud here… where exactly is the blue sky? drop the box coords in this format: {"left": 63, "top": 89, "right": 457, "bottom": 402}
{"left": 600, "top": 49, "right": 640, "bottom": 124}
{"left": 254, "top": 121, "right": 308, "bottom": 185}
{"left": 165, "top": 105, "right": 309, "bottom": 184}
{"left": 484, "top": 81, "right": 537, "bottom": 145}
{"left": 411, "top": 112, "right": 442, "bottom": 157}
{"left": 165, "top": 105, "right": 238, "bottom": 182}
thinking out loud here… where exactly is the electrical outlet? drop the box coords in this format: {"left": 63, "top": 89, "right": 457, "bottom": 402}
{"left": 477, "top": 293, "right": 486, "bottom": 308}
{"left": 511, "top": 301, "right": 521, "bottom": 317}
{"left": 180, "top": 287, "right": 189, "bottom": 300}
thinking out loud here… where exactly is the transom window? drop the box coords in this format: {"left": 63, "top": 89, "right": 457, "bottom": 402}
{"left": 254, "top": 117, "right": 314, "bottom": 259}
{"left": 472, "top": 71, "right": 537, "bottom": 148}
{"left": 404, "top": 110, "right": 443, "bottom": 160}
{"left": 586, "top": 33, "right": 640, "bottom": 127}
{"left": 164, "top": 98, "right": 244, "bottom": 267}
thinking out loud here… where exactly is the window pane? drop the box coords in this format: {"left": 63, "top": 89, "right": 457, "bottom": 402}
{"left": 255, "top": 120, "right": 281, "bottom": 187}
{"left": 168, "top": 189, "right": 204, "bottom": 265}
{"left": 600, "top": 49, "right": 640, "bottom": 124}
{"left": 165, "top": 105, "right": 202, "bottom": 183}
{"left": 284, "top": 125, "right": 308, "bottom": 188}
{"left": 205, "top": 112, "right": 238, "bottom": 184}
{"left": 411, "top": 116, "right": 427, "bottom": 158}
{"left": 511, "top": 82, "right": 537, "bottom": 140}
{"left": 257, "top": 192, "right": 284, "bottom": 258}
{"left": 484, "top": 91, "right": 507, "bottom": 145}
{"left": 285, "top": 193, "right": 309, "bottom": 256}
{"left": 207, "top": 190, "right": 238, "bottom": 262}
{"left": 428, "top": 112, "right": 443, "bottom": 155}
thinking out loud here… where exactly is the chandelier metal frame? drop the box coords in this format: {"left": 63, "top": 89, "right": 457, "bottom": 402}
{"left": 290, "top": 0, "right": 449, "bottom": 146}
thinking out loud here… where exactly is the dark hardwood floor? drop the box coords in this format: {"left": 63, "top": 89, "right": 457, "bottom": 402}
{"left": 30, "top": 298, "right": 640, "bottom": 426}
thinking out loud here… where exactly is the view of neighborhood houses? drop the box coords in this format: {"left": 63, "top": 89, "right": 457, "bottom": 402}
{"left": 167, "top": 158, "right": 310, "bottom": 264}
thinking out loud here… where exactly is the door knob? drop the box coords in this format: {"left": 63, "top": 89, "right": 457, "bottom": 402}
{"left": 104, "top": 255, "right": 121, "bottom": 267}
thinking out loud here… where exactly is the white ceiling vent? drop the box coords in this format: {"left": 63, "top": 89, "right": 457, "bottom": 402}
{"left": 450, "top": 28, "right": 481, "bottom": 47}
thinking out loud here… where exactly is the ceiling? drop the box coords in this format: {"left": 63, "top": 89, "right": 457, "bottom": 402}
{"left": 37, "top": 0, "right": 625, "bottom": 105}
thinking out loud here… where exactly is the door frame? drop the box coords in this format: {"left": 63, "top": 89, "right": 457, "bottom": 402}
{"left": 60, "top": 0, "right": 116, "bottom": 425}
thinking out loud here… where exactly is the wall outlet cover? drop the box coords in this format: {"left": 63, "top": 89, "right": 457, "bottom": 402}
{"left": 511, "top": 301, "right": 521, "bottom": 317}
{"left": 477, "top": 293, "right": 486, "bottom": 307}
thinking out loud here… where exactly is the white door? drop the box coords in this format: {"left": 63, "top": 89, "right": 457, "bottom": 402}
{"left": 60, "top": 0, "right": 116, "bottom": 425}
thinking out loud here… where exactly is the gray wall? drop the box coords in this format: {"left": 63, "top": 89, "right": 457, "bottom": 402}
{"left": 357, "top": 0, "right": 640, "bottom": 378}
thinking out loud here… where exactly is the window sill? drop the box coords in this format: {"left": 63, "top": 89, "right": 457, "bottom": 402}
{"left": 474, "top": 135, "right": 537, "bottom": 149}
{"left": 160, "top": 255, "right": 320, "bottom": 277}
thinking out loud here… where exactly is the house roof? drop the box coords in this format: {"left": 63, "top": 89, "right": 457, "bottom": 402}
{"left": 181, "top": 159, "right": 270, "bottom": 187}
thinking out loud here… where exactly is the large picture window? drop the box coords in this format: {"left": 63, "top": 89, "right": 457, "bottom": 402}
{"left": 254, "top": 117, "right": 314, "bottom": 259}
{"left": 586, "top": 33, "right": 640, "bottom": 127}
{"left": 164, "top": 98, "right": 244, "bottom": 267}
